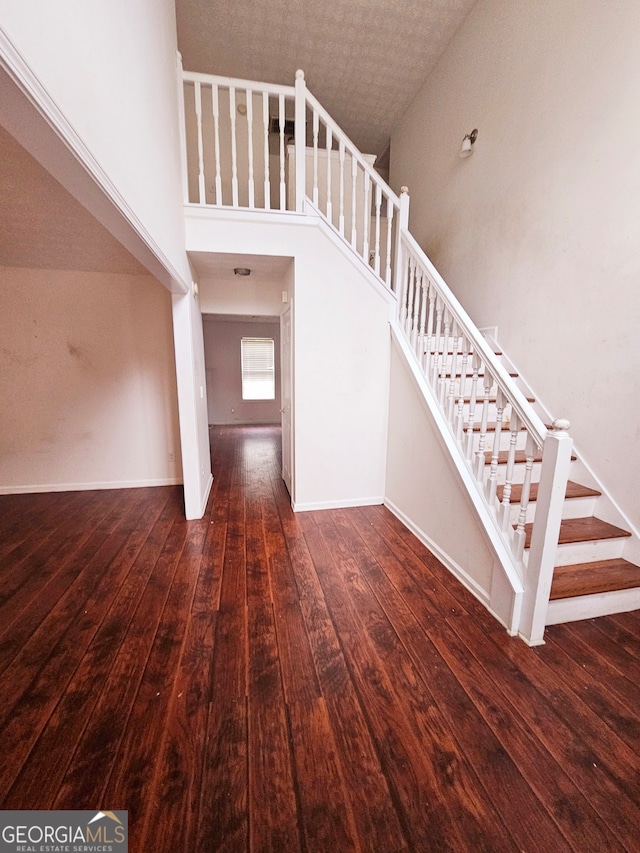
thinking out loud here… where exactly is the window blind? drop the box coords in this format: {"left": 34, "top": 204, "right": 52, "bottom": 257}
{"left": 241, "top": 337, "right": 275, "bottom": 400}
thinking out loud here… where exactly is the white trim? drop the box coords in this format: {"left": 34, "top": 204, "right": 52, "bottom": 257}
{"left": 390, "top": 326, "right": 524, "bottom": 595}
{"left": 0, "top": 26, "right": 190, "bottom": 295}
{"left": 383, "top": 496, "right": 514, "bottom": 618}
{"left": 292, "top": 496, "right": 384, "bottom": 512}
{"left": 303, "top": 198, "right": 398, "bottom": 311}
{"left": 546, "top": 587, "right": 640, "bottom": 625}
{"left": 0, "top": 478, "right": 183, "bottom": 495}
{"left": 195, "top": 473, "right": 214, "bottom": 519}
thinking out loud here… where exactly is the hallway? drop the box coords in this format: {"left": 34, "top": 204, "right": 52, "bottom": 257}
{"left": 1, "top": 424, "right": 639, "bottom": 851}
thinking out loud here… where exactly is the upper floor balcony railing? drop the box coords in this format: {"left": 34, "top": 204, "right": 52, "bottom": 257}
{"left": 178, "top": 61, "right": 408, "bottom": 293}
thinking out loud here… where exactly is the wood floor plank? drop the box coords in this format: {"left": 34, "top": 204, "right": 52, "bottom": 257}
{"left": 538, "top": 629, "right": 640, "bottom": 754}
{"left": 301, "top": 511, "right": 515, "bottom": 852}
{"left": 51, "top": 505, "right": 189, "bottom": 809}
{"left": 247, "top": 602, "right": 301, "bottom": 852}
{"left": 427, "top": 618, "right": 626, "bottom": 853}
{"left": 272, "top": 483, "right": 408, "bottom": 851}
{"left": 450, "top": 615, "right": 640, "bottom": 851}
{"left": 338, "top": 510, "right": 572, "bottom": 852}
{"left": 2, "top": 425, "right": 640, "bottom": 853}
{"left": 102, "top": 518, "right": 209, "bottom": 850}
{"left": 287, "top": 697, "right": 361, "bottom": 853}
{"left": 0, "top": 487, "right": 178, "bottom": 805}
{"left": 196, "top": 698, "right": 249, "bottom": 852}
{"left": 138, "top": 493, "right": 226, "bottom": 852}
{"left": 0, "top": 489, "right": 110, "bottom": 631}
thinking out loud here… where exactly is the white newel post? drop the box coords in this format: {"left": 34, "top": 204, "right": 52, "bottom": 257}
{"left": 518, "top": 419, "right": 573, "bottom": 645}
{"left": 176, "top": 52, "right": 189, "bottom": 204}
{"left": 393, "top": 187, "right": 410, "bottom": 296}
{"left": 294, "top": 70, "right": 307, "bottom": 213}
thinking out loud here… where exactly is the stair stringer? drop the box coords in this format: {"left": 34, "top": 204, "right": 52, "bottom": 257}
{"left": 385, "top": 325, "right": 525, "bottom": 636}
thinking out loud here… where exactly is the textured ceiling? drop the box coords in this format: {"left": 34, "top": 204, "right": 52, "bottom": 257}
{"left": 0, "top": 124, "right": 147, "bottom": 275}
{"left": 190, "top": 251, "right": 292, "bottom": 281}
{"left": 176, "top": 0, "right": 478, "bottom": 158}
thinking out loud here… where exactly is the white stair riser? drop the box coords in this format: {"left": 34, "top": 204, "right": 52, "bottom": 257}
{"left": 546, "top": 587, "right": 640, "bottom": 625}
{"left": 552, "top": 537, "right": 627, "bottom": 566}
{"left": 505, "top": 495, "right": 598, "bottom": 526}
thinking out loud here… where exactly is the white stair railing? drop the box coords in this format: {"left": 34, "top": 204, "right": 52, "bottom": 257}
{"left": 181, "top": 66, "right": 296, "bottom": 211}
{"left": 179, "top": 65, "right": 409, "bottom": 292}
{"left": 300, "top": 79, "right": 403, "bottom": 290}
{"left": 396, "top": 229, "right": 573, "bottom": 643}
{"left": 179, "top": 59, "right": 573, "bottom": 642}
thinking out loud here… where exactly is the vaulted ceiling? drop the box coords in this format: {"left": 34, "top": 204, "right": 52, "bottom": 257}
{"left": 0, "top": 1, "right": 478, "bottom": 277}
{"left": 175, "top": 0, "right": 478, "bottom": 159}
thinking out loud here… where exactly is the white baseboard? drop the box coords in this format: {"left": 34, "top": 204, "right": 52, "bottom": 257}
{"left": 0, "top": 477, "right": 183, "bottom": 495}
{"left": 292, "top": 495, "right": 384, "bottom": 513}
{"left": 383, "top": 497, "right": 492, "bottom": 610}
{"left": 188, "top": 473, "right": 214, "bottom": 521}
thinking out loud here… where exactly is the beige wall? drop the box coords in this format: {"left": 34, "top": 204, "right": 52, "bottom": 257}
{"left": 390, "top": 0, "right": 640, "bottom": 530}
{"left": 203, "top": 316, "right": 281, "bottom": 425}
{"left": 0, "top": 267, "right": 182, "bottom": 491}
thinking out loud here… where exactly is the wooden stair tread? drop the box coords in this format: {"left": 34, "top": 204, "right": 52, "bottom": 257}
{"left": 550, "top": 559, "right": 640, "bottom": 600}
{"left": 522, "top": 517, "right": 631, "bottom": 549}
{"left": 497, "top": 480, "right": 601, "bottom": 503}
{"left": 461, "top": 395, "right": 535, "bottom": 403}
{"left": 485, "top": 449, "right": 577, "bottom": 464}
{"left": 466, "top": 421, "right": 527, "bottom": 432}
{"left": 427, "top": 348, "right": 503, "bottom": 356}
{"left": 445, "top": 370, "right": 519, "bottom": 378}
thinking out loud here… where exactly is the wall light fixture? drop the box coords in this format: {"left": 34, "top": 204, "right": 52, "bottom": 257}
{"left": 459, "top": 128, "right": 478, "bottom": 158}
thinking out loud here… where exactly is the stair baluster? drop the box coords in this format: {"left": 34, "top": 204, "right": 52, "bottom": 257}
{"left": 261, "top": 91, "right": 270, "bottom": 210}
{"left": 229, "top": 86, "right": 239, "bottom": 207}
{"left": 338, "top": 140, "right": 346, "bottom": 237}
{"left": 486, "top": 389, "right": 505, "bottom": 504}
{"left": 194, "top": 81, "right": 206, "bottom": 204}
{"left": 464, "top": 354, "right": 480, "bottom": 460}
{"left": 500, "top": 411, "right": 521, "bottom": 531}
{"left": 246, "top": 88, "right": 255, "bottom": 208}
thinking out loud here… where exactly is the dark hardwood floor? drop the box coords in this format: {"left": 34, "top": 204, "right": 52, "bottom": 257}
{"left": 1, "top": 424, "right": 640, "bottom": 851}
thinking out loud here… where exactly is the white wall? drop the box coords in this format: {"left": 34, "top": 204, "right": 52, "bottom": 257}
{"left": 185, "top": 213, "right": 393, "bottom": 509}
{"left": 390, "top": 0, "right": 640, "bottom": 530}
{"left": 203, "top": 317, "right": 281, "bottom": 424}
{"left": 385, "top": 333, "right": 518, "bottom": 632}
{"left": 0, "top": 0, "right": 213, "bottom": 518}
{"left": 0, "top": 0, "right": 191, "bottom": 290}
{"left": 199, "top": 276, "right": 284, "bottom": 315}
{"left": 0, "top": 267, "right": 182, "bottom": 491}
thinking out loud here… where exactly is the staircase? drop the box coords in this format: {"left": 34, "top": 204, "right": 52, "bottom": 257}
{"left": 178, "top": 61, "right": 640, "bottom": 643}
{"left": 444, "top": 334, "right": 640, "bottom": 628}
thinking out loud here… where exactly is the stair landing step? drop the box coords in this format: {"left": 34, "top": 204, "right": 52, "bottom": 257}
{"left": 497, "top": 480, "right": 601, "bottom": 503}
{"left": 523, "top": 516, "right": 631, "bottom": 549}
{"left": 550, "top": 559, "right": 640, "bottom": 600}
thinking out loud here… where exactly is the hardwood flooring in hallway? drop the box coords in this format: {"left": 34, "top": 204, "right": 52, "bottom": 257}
{"left": 1, "top": 424, "right": 639, "bottom": 851}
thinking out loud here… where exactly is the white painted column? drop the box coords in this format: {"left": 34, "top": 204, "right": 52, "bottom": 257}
{"left": 171, "top": 286, "right": 213, "bottom": 519}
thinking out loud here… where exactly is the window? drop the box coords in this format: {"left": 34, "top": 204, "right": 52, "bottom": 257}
{"left": 241, "top": 337, "right": 275, "bottom": 400}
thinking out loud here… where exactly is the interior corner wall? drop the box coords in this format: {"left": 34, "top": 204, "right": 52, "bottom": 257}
{"left": 389, "top": 0, "right": 640, "bottom": 530}
{"left": 385, "top": 336, "right": 501, "bottom": 611}
{"left": 203, "top": 317, "right": 281, "bottom": 425}
{"left": 0, "top": 0, "right": 192, "bottom": 289}
{"left": 0, "top": 266, "right": 182, "bottom": 492}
